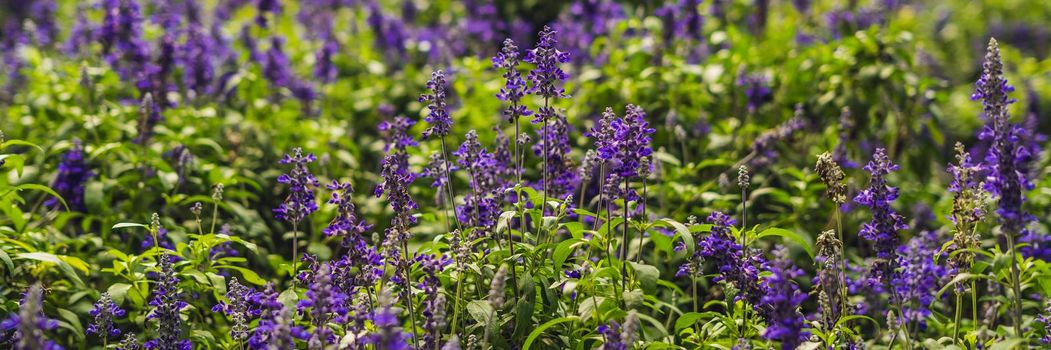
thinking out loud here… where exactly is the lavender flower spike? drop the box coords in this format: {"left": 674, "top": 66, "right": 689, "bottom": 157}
{"left": 274, "top": 148, "right": 320, "bottom": 224}
{"left": 854, "top": 148, "right": 907, "bottom": 286}
{"left": 0, "top": 284, "right": 63, "bottom": 350}
{"left": 89, "top": 292, "right": 127, "bottom": 339}
{"left": 145, "top": 254, "right": 191, "bottom": 350}
{"left": 47, "top": 138, "right": 93, "bottom": 212}
{"left": 419, "top": 70, "right": 452, "bottom": 140}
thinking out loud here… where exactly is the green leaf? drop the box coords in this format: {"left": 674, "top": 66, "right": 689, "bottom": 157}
{"left": 16, "top": 252, "right": 84, "bottom": 286}
{"left": 107, "top": 283, "right": 133, "bottom": 305}
{"left": 512, "top": 294, "right": 535, "bottom": 341}
{"left": 112, "top": 222, "right": 148, "bottom": 229}
{"left": 757, "top": 227, "right": 813, "bottom": 258}
{"left": 553, "top": 238, "right": 582, "bottom": 270}
{"left": 989, "top": 338, "right": 1026, "bottom": 350}
{"left": 675, "top": 312, "right": 712, "bottom": 332}
{"left": 56, "top": 308, "right": 85, "bottom": 340}
{"left": 629, "top": 262, "right": 660, "bottom": 294}
{"left": 522, "top": 316, "right": 579, "bottom": 350}
{"left": 16, "top": 184, "right": 68, "bottom": 211}
{"left": 0, "top": 139, "right": 44, "bottom": 152}
{"left": 467, "top": 300, "right": 494, "bottom": 325}
{"left": 217, "top": 265, "right": 267, "bottom": 285}
{"left": 0, "top": 249, "right": 14, "bottom": 272}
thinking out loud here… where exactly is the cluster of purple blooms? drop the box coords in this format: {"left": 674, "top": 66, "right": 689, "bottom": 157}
{"left": 144, "top": 254, "right": 191, "bottom": 350}
{"left": 890, "top": 231, "right": 948, "bottom": 329}
{"left": 88, "top": 292, "right": 126, "bottom": 339}
{"left": 1, "top": 285, "right": 63, "bottom": 350}
{"left": 46, "top": 138, "right": 93, "bottom": 212}
{"left": 274, "top": 148, "right": 321, "bottom": 225}
{"left": 854, "top": 147, "right": 907, "bottom": 286}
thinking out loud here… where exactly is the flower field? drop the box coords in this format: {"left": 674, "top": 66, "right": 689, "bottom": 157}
{"left": 2, "top": 0, "right": 1051, "bottom": 349}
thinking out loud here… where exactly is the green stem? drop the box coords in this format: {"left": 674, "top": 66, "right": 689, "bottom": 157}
{"left": 635, "top": 179, "right": 647, "bottom": 264}
{"left": 953, "top": 291, "right": 962, "bottom": 345}
{"left": 210, "top": 199, "right": 219, "bottom": 234}
{"left": 291, "top": 221, "right": 298, "bottom": 294}
{"left": 1005, "top": 231, "right": 1023, "bottom": 335}
{"left": 401, "top": 240, "right": 421, "bottom": 350}
{"left": 439, "top": 137, "right": 461, "bottom": 232}
{"left": 619, "top": 179, "right": 631, "bottom": 295}
{"left": 538, "top": 96, "right": 550, "bottom": 246}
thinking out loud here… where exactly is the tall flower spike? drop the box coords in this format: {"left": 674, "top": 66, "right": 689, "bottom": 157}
{"left": 691, "top": 211, "right": 766, "bottom": 306}
{"left": 274, "top": 148, "right": 320, "bottom": 224}
{"left": 0, "top": 284, "right": 62, "bottom": 350}
{"left": 323, "top": 181, "right": 373, "bottom": 248}
{"left": 854, "top": 148, "right": 907, "bottom": 286}
{"left": 488, "top": 265, "right": 508, "bottom": 309}
{"left": 364, "top": 288, "right": 411, "bottom": 349}
{"left": 494, "top": 39, "right": 532, "bottom": 120}
{"left": 116, "top": 333, "right": 141, "bottom": 350}
{"left": 298, "top": 263, "right": 348, "bottom": 349}
{"left": 891, "top": 231, "right": 946, "bottom": 330}
{"left": 375, "top": 151, "right": 418, "bottom": 266}
{"left": 145, "top": 254, "right": 191, "bottom": 350}
{"left": 525, "top": 26, "right": 571, "bottom": 99}
{"left": 89, "top": 292, "right": 126, "bottom": 338}
{"left": 816, "top": 152, "right": 847, "bottom": 204}
{"left": 419, "top": 70, "right": 452, "bottom": 139}
{"left": 814, "top": 230, "right": 844, "bottom": 329}
{"left": 947, "top": 142, "right": 986, "bottom": 282}
{"left": 758, "top": 247, "right": 808, "bottom": 350}
{"left": 248, "top": 284, "right": 296, "bottom": 350}
{"left": 47, "top": 138, "right": 93, "bottom": 212}
{"left": 973, "top": 38, "right": 1039, "bottom": 254}
{"left": 212, "top": 278, "right": 257, "bottom": 342}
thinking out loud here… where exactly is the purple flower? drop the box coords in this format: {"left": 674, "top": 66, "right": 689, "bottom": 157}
{"left": 680, "top": 212, "right": 765, "bottom": 306}
{"left": 378, "top": 115, "right": 419, "bottom": 152}
{"left": 551, "top": 0, "right": 624, "bottom": 65}
{"left": 0, "top": 285, "right": 63, "bottom": 350}
{"left": 737, "top": 71, "right": 773, "bottom": 114}
{"left": 248, "top": 284, "right": 297, "bottom": 350}
{"left": 751, "top": 106, "right": 807, "bottom": 166}
{"left": 1038, "top": 299, "right": 1051, "bottom": 344}
{"left": 297, "top": 263, "right": 348, "bottom": 348}
{"left": 531, "top": 109, "right": 578, "bottom": 203}
{"left": 99, "top": 0, "right": 151, "bottom": 82}
{"left": 454, "top": 130, "right": 505, "bottom": 232}
{"left": 181, "top": 24, "right": 215, "bottom": 98}
{"left": 46, "top": 138, "right": 92, "bottom": 212}
{"left": 212, "top": 278, "right": 258, "bottom": 342}
{"left": 256, "top": 0, "right": 283, "bottom": 28}
{"left": 375, "top": 150, "right": 417, "bottom": 266}
{"left": 64, "top": 8, "right": 95, "bottom": 55}
{"left": 419, "top": 70, "right": 453, "bottom": 140}
{"left": 973, "top": 38, "right": 1039, "bottom": 250}
{"left": 758, "top": 247, "right": 808, "bottom": 350}
{"left": 493, "top": 39, "right": 532, "bottom": 121}
{"left": 891, "top": 231, "right": 947, "bottom": 329}
{"left": 854, "top": 148, "right": 906, "bottom": 285}
{"left": 145, "top": 254, "right": 191, "bottom": 350}
{"left": 88, "top": 292, "right": 126, "bottom": 338}
{"left": 605, "top": 105, "right": 656, "bottom": 180}
{"left": 314, "top": 37, "right": 339, "bottom": 84}
{"left": 274, "top": 148, "right": 320, "bottom": 224}
{"left": 323, "top": 181, "right": 373, "bottom": 248}
{"left": 264, "top": 36, "right": 294, "bottom": 89}
{"left": 597, "top": 321, "right": 626, "bottom": 350}
{"left": 364, "top": 291, "right": 411, "bottom": 350}
{"left": 366, "top": 3, "right": 409, "bottom": 62}
{"left": 417, "top": 254, "right": 451, "bottom": 348}
{"left": 525, "top": 25, "right": 571, "bottom": 100}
